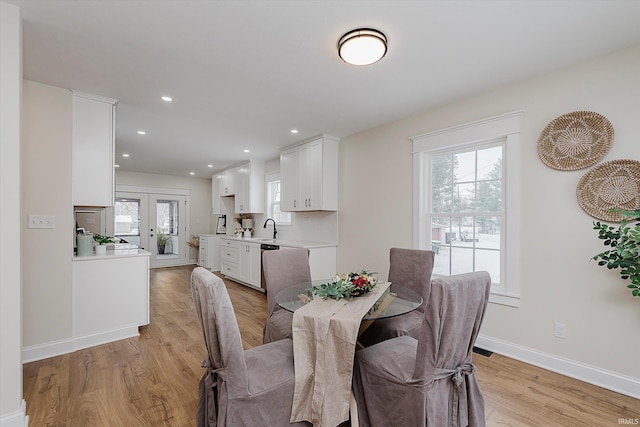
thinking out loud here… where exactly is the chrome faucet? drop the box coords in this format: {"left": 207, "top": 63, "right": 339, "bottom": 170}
{"left": 263, "top": 218, "right": 277, "bottom": 239}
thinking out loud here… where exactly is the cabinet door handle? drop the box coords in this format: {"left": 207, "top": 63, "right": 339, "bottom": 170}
{"left": 293, "top": 199, "right": 296, "bottom": 208}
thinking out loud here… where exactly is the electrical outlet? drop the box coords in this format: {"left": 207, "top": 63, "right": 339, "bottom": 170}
{"left": 28, "top": 215, "right": 55, "bottom": 229}
{"left": 554, "top": 322, "right": 567, "bottom": 339}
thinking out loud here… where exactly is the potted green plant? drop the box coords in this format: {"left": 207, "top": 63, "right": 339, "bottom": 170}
{"left": 93, "top": 233, "right": 115, "bottom": 255}
{"left": 157, "top": 231, "right": 170, "bottom": 254}
{"left": 592, "top": 209, "right": 640, "bottom": 298}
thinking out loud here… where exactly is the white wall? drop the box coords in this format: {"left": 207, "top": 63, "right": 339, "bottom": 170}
{"left": 338, "top": 44, "right": 640, "bottom": 393}
{"left": 0, "top": 3, "right": 27, "bottom": 425}
{"left": 115, "top": 170, "right": 213, "bottom": 261}
{"left": 22, "top": 81, "right": 74, "bottom": 350}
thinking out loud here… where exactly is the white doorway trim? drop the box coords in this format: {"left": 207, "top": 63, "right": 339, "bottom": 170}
{"left": 114, "top": 185, "right": 191, "bottom": 268}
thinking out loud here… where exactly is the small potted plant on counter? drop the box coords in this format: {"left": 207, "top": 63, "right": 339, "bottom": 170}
{"left": 93, "top": 233, "right": 115, "bottom": 255}
{"left": 157, "top": 231, "right": 170, "bottom": 254}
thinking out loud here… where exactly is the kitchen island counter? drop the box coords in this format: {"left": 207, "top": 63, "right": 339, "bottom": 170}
{"left": 71, "top": 247, "right": 150, "bottom": 353}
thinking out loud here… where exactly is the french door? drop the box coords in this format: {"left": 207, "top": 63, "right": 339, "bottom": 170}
{"left": 150, "top": 194, "right": 187, "bottom": 268}
{"left": 114, "top": 190, "right": 188, "bottom": 268}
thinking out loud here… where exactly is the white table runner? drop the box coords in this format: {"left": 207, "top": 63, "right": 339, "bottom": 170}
{"left": 290, "top": 281, "right": 392, "bottom": 427}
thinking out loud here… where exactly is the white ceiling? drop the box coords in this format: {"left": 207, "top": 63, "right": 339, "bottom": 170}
{"left": 9, "top": 0, "right": 640, "bottom": 178}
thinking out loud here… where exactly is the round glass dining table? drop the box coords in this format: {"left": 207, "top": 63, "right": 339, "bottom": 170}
{"left": 275, "top": 279, "right": 423, "bottom": 320}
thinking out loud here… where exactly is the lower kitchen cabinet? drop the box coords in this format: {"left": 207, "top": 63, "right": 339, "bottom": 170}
{"left": 72, "top": 251, "right": 150, "bottom": 350}
{"left": 239, "top": 241, "right": 261, "bottom": 288}
{"left": 220, "top": 239, "right": 262, "bottom": 290}
{"left": 198, "top": 234, "right": 220, "bottom": 271}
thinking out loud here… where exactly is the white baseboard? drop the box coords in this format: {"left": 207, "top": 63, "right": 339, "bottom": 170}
{"left": 73, "top": 326, "right": 140, "bottom": 352}
{"left": 0, "top": 399, "right": 28, "bottom": 427}
{"left": 476, "top": 334, "right": 640, "bottom": 399}
{"left": 22, "top": 326, "right": 139, "bottom": 363}
{"left": 22, "top": 337, "right": 75, "bottom": 363}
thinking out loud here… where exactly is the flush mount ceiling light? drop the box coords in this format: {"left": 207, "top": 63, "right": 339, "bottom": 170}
{"left": 338, "top": 28, "right": 387, "bottom": 66}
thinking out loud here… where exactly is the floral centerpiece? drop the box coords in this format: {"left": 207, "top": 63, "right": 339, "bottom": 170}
{"left": 310, "top": 270, "right": 378, "bottom": 300}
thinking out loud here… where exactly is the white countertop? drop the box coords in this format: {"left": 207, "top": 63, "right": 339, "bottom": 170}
{"left": 73, "top": 244, "right": 150, "bottom": 261}
{"left": 220, "top": 235, "right": 336, "bottom": 249}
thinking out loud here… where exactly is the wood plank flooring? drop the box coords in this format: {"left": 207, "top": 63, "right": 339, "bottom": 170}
{"left": 23, "top": 265, "right": 639, "bottom": 426}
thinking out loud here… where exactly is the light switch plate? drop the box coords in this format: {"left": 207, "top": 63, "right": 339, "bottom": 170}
{"left": 28, "top": 215, "right": 55, "bottom": 229}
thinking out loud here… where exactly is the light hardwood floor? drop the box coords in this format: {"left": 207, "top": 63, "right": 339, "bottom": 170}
{"left": 23, "top": 265, "right": 639, "bottom": 426}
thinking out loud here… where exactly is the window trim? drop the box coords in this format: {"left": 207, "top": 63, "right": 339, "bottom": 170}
{"left": 411, "top": 111, "right": 523, "bottom": 307}
{"left": 264, "top": 172, "right": 293, "bottom": 227}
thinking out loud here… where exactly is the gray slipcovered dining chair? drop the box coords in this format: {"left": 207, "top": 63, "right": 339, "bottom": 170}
{"left": 357, "top": 247, "right": 435, "bottom": 348}
{"left": 190, "top": 267, "right": 309, "bottom": 427}
{"left": 352, "top": 271, "right": 492, "bottom": 427}
{"left": 262, "top": 248, "right": 311, "bottom": 344}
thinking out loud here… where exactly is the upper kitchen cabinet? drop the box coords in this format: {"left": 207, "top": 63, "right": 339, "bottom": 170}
{"left": 220, "top": 167, "right": 236, "bottom": 196}
{"left": 72, "top": 91, "right": 118, "bottom": 206}
{"left": 212, "top": 160, "right": 264, "bottom": 214}
{"left": 280, "top": 135, "right": 339, "bottom": 211}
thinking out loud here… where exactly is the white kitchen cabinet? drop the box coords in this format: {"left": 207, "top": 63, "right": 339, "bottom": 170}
{"left": 212, "top": 161, "right": 264, "bottom": 214}
{"left": 211, "top": 168, "right": 235, "bottom": 214}
{"left": 221, "top": 168, "right": 236, "bottom": 196}
{"left": 220, "top": 238, "right": 263, "bottom": 290}
{"left": 212, "top": 173, "right": 221, "bottom": 214}
{"left": 280, "top": 135, "right": 339, "bottom": 211}
{"left": 72, "top": 251, "right": 149, "bottom": 350}
{"left": 220, "top": 239, "right": 241, "bottom": 278}
{"left": 72, "top": 91, "right": 118, "bottom": 207}
{"left": 280, "top": 147, "right": 299, "bottom": 212}
{"left": 235, "top": 161, "right": 264, "bottom": 213}
{"left": 198, "top": 234, "right": 220, "bottom": 271}
{"left": 239, "top": 241, "right": 261, "bottom": 287}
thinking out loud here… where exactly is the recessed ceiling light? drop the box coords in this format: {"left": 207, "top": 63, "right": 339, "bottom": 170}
{"left": 291, "top": 129, "right": 299, "bottom": 134}
{"left": 137, "top": 130, "right": 146, "bottom": 135}
{"left": 338, "top": 28, "right": 387, "bottom": 66}
{"left": 189, "top": 172, "right": 195, "bottom": 175}
{"left": 207, "top": 164, "right": 213, "bottom": 168}
{"left": 122, "top": 153, "right": 130, "bottom": 158}
{"left": 244, "top": 149, "right": 250, "bottom": 153}
{"left": 115, "top": 164, "right": 120, "bottom": 168}
{"left": 161, "top": 96, "right": 172, "bottom": 102}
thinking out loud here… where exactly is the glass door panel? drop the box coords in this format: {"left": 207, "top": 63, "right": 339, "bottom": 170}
{"left": 114, "top": 192, "right": 149, "bottom": 251}
{"left": 150, "top": 194, "right": 187, "bottom": 268}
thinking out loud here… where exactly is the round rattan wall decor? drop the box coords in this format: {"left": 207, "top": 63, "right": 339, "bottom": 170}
{"left": 576, "top": 159, "right": 640, "bottom": 222}
{"left": 538, "top": 111, "right": 614, "bottom": 170}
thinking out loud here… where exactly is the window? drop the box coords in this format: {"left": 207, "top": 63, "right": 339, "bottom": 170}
{"left": 266, "top": 175, "right": 292, "bottom": 226}
{"left": 114, "top": 198, "right": 140, "bottom": 236}
{"left": 430, "top": 143, "right": 503, "bottom": 281}
{"left": 412, "top": 111, "right": 522, "bottom": 306}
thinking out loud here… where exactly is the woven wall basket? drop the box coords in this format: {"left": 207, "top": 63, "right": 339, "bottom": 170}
{"left": 538, "top": 111, "right": 614, "bottom": 170}
{"left": 576, "top": 159, "right": 640, "bottom": 222}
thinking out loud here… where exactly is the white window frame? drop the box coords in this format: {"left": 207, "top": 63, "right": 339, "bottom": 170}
{"left": 265, "top": 172, "right": 292, "bottom": 227}
{"left": 411, "top": 111, "right": 523, "bottom": 307}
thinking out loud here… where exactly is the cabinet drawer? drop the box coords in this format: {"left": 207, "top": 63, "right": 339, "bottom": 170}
{"left": 221, "top": 246, "right": 239, "bottom": 262}
{"left": 221, "top": 261, "right": 239, "bottom": 277}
